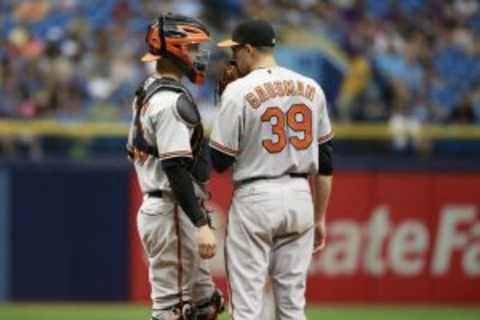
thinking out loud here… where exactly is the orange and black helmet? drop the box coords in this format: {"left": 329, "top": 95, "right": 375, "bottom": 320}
{"left": 142, "top": 14, "right": 211, "bottom": 84}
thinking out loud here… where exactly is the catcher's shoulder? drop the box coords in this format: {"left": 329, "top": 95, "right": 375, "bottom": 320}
{"left": 134, "top": 93, "right": 177, "bottom": 128}
{"left": 148, "top": 90, "right": 180, "bottom": 112}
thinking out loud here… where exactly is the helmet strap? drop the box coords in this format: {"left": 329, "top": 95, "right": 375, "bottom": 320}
{"left": 158, "top": 15, "right": 167, "bottom": 54}
{"left": 166, "top": 52, "right": 197, "bottom": 82}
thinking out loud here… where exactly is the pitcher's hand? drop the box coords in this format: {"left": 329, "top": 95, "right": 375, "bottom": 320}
{"left": 313, "top": 222, "right": 327, "bottom": 255}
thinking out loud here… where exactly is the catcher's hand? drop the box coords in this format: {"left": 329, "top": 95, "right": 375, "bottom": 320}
{"left": 197, "top": 225, "right": 216, "bottom": 259}
{"left": 217, "top": 60, "right": 241, "bottom": 97}
{"left": 126, "top": 144, "right": 148, "bottom": 164}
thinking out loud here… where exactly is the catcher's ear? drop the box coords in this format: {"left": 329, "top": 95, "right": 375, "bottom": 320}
{"left": 245, "top": 44, "right": 254, "bottom": 54}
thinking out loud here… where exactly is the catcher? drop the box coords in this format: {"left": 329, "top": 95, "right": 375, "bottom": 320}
{"left": 127, "top": 13, "right": 224, "bottom": 320}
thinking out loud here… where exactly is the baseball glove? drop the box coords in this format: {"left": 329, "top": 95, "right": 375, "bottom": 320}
{"left": 216, "top": 60, "right": 241, "bottom": 97}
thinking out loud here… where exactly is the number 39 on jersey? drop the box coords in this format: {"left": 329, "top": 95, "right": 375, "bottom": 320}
{"left": 261, "top": 103, "right": 313, "bottom": 154}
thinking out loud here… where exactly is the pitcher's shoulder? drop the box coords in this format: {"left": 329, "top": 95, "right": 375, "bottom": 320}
{"left": 280, "top": 67, "right": 320, "bottom": 87}
{"left": 221, "top": 76, "right": 251, "bottom": 101}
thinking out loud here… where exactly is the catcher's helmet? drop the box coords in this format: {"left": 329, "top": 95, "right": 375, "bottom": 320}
{"left": 142, "top": 14, "right": 210, "bottom": 84}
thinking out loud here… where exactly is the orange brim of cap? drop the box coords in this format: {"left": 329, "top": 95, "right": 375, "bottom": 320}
{"left": 217, "top": 39, "right": 240, "bottom": 48}
{"left": 141, "top": 53, "right": 162, "bottom": 62}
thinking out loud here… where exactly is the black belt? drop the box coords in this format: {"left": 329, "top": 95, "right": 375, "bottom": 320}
{"left": 146, "top": 189, "right": 209, "bottom": 201}
{"left": 238, "top": 173, "right": 308, "bottom": 186}
{"left": 146, "top": 190, "right": 163, "bottom": 198}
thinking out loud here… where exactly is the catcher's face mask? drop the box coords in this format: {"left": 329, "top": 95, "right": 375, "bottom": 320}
{"left": 142, "top": 14, "right": 211, "bottom": 84}
{"left": 189, "top": 43, "right": 210, "bottom": 76}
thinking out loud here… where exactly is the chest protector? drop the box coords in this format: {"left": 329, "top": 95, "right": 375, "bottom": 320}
{"left": 129, "top": 77, "right": 211, "bottom": 184}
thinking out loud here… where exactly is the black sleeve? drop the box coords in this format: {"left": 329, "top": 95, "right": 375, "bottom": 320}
{"left": 210, "top": 146, "right": 235, "bottom": 172}
{"left": 162, "top": 157, "right": 208, "bottom": 227}
{"left": 318, "top": 140, "right": 333, "bottom": 175}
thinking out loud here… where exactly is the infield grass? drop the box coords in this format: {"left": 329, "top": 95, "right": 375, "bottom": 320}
{"left": 0, "top": 303, "right": 479, "bottom": 320}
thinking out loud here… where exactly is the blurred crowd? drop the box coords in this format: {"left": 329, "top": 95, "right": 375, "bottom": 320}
{"left": 311, "top": 0, "right": 480, "bottom": 124}
{"left": 1, "top": 0, "right": 480, "bottom": 126}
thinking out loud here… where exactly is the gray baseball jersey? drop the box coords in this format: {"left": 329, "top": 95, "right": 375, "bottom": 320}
{"left": 128, "top": 76, "right": 193, "bottom": 192}
{"left": 210, "top": 66, "right": 332, "bottom": 320}
{"left": 128, "top": 75, "right": 215, "bottom": 317}
{"left": 210, "top": 66, "right": 333, "bottom": 183}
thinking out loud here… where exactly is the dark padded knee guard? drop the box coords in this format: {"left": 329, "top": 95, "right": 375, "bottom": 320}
{"left": 152, "top": 302, "right": 197, "bottom": 320}
{"left": 196, "top": 289, "right": 225, "bottom": 320}
{"left": 182, "top": 303, "right": 198, "bottom": 320}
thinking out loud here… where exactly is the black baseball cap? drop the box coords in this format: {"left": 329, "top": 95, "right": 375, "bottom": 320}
{"left": 217, "top": 19, "right": 276, "bottom": 48}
